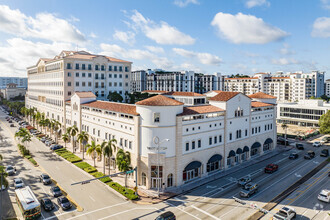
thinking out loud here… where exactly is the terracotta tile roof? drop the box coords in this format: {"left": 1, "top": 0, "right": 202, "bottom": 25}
{"left": 225, "top": 77, "right": 258, "bottom": 80}
{"left": 75, "top": 92, "right": 96, "bottom": 98}
{"left": 203, "top": 90, "right": 222, "bottom": 95}
{"left": 141, "top": 90, "right": 168, "bottom": 94}
{"left": 136, "top": 95, "right": 183, "bottom": 106}
{"left": 82, "top": 101, "right": 138, "bottom": 115}
{"left": 209, "top": 91, "right": 240, "bottom": 102}
{"left": 178, "top": 105, "right": 224, "bottom": 116}
{"left": 164, "top": 91, "right": 204, "bottom": 97}
{"left": 267, "top": 77, "right": 290, "bottom": 79}
{"left": 255, "top": 72, "right": 268, "bottom": 75}
{"left": 251, "top": 101, "right": 274, "bottom": 108}
{"left": 248, "top": 92, "right": 277, "bottom": 99}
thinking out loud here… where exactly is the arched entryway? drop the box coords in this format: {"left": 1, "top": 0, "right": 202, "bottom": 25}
{"left": 251, "top": 142, "right": 261, "bottom": 157}
{"left": 242, "top": 146, "right": 249, "bottom": 161}
{"left": 167, "top": 173, "right": 173, "bottom": 187}
{"left": 263, "top": 138, "right": 273, "bottom": 152}
{"left": 141, "top": 172, "right": 146, "bottom": 186}
{"left": 207, "top": 154, "right": 223, "bottom": 172}
{"left": 183, "top": 161, "right": 202, "bottom": 182}
{"left": 227, "top": 150, "right": 236, "bottom": 167}
{"left": 236, "top": 148, "right": 243, "bottom": 163}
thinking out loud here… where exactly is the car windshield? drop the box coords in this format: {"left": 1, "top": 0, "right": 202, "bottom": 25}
{"left": 278, "top": 210, "right": 288, "bottom": 216}
{"left": 53, "top": 187, "right": 60, "bottom": 192}
{"left": 266, "top": 165, "right": 273, "bottom": 168}
{"left": 61, "top": 198, "right": 69, "bottom": 203}
{"left": 315, "top": 142, "right": 320, "bottom": 144}
{"left": 44, "top": 199, "right": 52, "bottom": 205}
{"left": 15, "top": 179, "right": 22, "bottom": 184}
{"left": 7, "top": 166, "right": 13, "bottom": 170}
{"left": 43, "top": 175, "right": 50, "bottom": 179}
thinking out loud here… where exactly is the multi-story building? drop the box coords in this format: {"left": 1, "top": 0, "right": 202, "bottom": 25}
{"left": 277, "top": 99, "right": 330, "bottom": 127}
{"left": 0, "top": 77, "right": 27, "bottom": 89}
{"left": 325, "top": 79, "right": 330, "bottom": 97}
{"left": 0, "top": 83, "right": 26, "bottom": 100}
{"left": 62, "top": 90, "right": 276, "bottom": 190}
{"left": 133, "top": 70, "right": 224, "bottom": 94}
{"left": 26, "top": 50, "right": 131, "bottom": 124}
{"left": 224, "top": 71, "right": 325, "bottom": 102}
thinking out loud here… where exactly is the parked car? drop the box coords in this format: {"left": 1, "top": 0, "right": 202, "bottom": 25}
{"left": 50, "top": 145, "right": 63, "bottom": 151}
{"left": 320, "top": 136, "right": 330, "bottom": 144}
{"left": 289, "top": 153, "right": 299, "bottom": 159}
{"left": 237, "top": 176, "right": 252, "bottom": 186}
{"left": 313, "top": 141, "right": 321, "bottom": 147}
{"left": 57, "top": 196, "right": 72, "bottom": 210}
{"left": 155, "top": 211, "right": 176, "bottom": 220}
{"left": 10, "top": 124, "right": 15, "bottom": 127}
{"left": 265, "top": 164, "right": 279, "bottom": 173}
{"left": 41, "top": 198, "right": 55, "bottom": 211}
{"left": 239, "top": 182, "right": 258, "bottom": 198}
{"left": 39, "top": 174, "right": 52, "bottom": 185}
{"left": 50, "top": 186, "right": 62, "bottom": 197}
{"left": 318, "top": 189, "right": 330, "bottom": 203}
{"left": 5, "top": 165, "right": 16, "bottom": 176}
{"left": 277, "top": 137, "right": 289, "bottom": 145}
{"left": 13, "top": 178, "right": 24, "bottom": 189}
{"left": 320, "top": 149, "right": 329, "bottom": 157}
{"left": 304, "top": 151, "right": 315, "bottom": 160}
{"left": 273, "top": 206, "right": 296, "bottom": 220}
{"left": 45, "top": 140, "right": 55, "bottom": 146}
{"left": 295, "top": 143, "right": 304, "bottom": 150}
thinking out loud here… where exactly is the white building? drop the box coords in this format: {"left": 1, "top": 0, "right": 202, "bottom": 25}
{"left": 60, "top": 91, "right": 277, "bottom": 190}
{"left": 131, "top": 70, "right": 147, "bottom": 92}
{"left": 277, "top": 99, "right": 330, "bottom": 127}
{"left": 325, "top": 79, "right": 330, "bottom": 97}
{"left": 0, "top": 83, "right": 26, "bottom": 100}
{"left": 26, "top": 50, "right": 132, "bottom": 124}
{"left": 0, "top": 77, "right": 27, "bottom": 89}
{"left": 224, "top": 71, "right": 325, "bottom": 102}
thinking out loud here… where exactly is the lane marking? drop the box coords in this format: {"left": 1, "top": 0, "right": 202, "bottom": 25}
{"left": 164, "top": 201, "right": 202, "bottom": 220}
{"left": 97, "top": 207, "right": 158, "bottom": 220}
{"left": 89, "top": 196, "right": 95, "bottom": 202}
{"left": 191, "top": 205, "right": 221, "bottom": 220}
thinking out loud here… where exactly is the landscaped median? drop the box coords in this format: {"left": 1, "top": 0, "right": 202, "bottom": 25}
{"left": 17, "top": 144, "right": 38, "bottom": 166}
{"left": 54, "top": 148, "right": 138, "bottom": 200}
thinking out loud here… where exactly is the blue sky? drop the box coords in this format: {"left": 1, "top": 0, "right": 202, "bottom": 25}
{"left": 0, "top": 0, "right": 330, "bottom": 78}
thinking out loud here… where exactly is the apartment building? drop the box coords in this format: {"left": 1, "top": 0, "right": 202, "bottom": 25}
{"left": 63, "top": 91, "right": 276, "bottom": 190}
{"left": 132, "top": 70, "right": 224, "bottom": 94}
{"left": 0, "top": 83, "right": 26, "bottom": 100}
{"left": 325, "top": 79, "right": 330, "bottom": 97}
{"left": 224, "top": 71, "right": 325, "bottom": 102}
{"left": 277, "top": 99, "right": 330, "bottom": 127}
{"left": 26, "top": 50, "right": 132, "bottom": 124}
{"left": 0, "top": 77, "right": 27, "bottom": 89}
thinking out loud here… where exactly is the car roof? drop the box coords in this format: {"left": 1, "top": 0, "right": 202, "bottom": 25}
{"left": 42, "top": 198, "right": 51, "bottom": 201}
{"left": 160, "top": 211, "right": 175, "bottom": 217}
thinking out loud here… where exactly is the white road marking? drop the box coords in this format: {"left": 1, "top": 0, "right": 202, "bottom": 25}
{"left": 164, "top": 201, "right": 202, "bottom": 220}
{"left": 191, "top": 205, "right": 221, "bottom": 220}
{"left": 295, "top": 173, "right": 302, "bottom": 178}
{"left": 97, "top": 207, "right": 159, "bottom": 220}
{"left": 89, "top": 196, "right": 95, "bottom": 202}
{"left": 43, "top": 209, "right": 77, "bottom": 220}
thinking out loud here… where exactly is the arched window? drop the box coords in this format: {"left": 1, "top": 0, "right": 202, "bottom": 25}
{"left": 141, "top": 172, "right": 146, "bottom": 186}
{"left": 167, "top": 174, "right": 173, "bottom": 187}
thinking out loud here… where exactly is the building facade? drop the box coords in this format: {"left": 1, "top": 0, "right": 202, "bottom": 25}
{"left": 60, "top": 91, "right": 277, "bottom": 190}
{"left": 0, "top": 77, "right": 27, "bottom": 89}
{"left": 224, "top": 71, "right": 325, "bottom": 102}
{"left": 0, "top": 83, "right": 26, "bottom": 100}
{"left": 325, "top": 79, "right": 330, "bottom": 97}
{"left": 277, "top": 99, "right": 330, "bottom": 127}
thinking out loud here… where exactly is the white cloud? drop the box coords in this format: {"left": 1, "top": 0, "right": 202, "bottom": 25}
{"left": 129, "top": 10, "right": 195, "bottom": 45}
{"left": 0, "top": 38, "right": 73, "bottom": 76}
{"left": 173, "top": 48, "right": 222, "bottom": 65}
{"left": 279, "top": 43, "right": 295, "bottom": 55}
{"left": 271, "top": 58, "right": 299, "bottom": 65}
{"left": 113, "top": 30, "right": 135, "bottom": 45}
{"left": 174, "top": 0, "right": 199, "bottom": 7}
{"left": 90, "top": 32, "right": 97, "bottom": 38}
{"left": 321, "top": 0, "right": 330, "bottom": 9}
{"left": 245, "top": 0, "right": 270, "bottom": 8}
{"left": 145, "top": 46, "right": 164, "bottom": 53}
{"left": 0, "top": 5, "right": 85, "bottom": 44}
{"left": 311, "top": 17, "right": 330, "bottom": 38}
{"left": 211, "top": 12, "right": 288, "bottom": 44}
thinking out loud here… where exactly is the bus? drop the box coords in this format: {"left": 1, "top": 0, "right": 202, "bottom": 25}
{"left": 15, "top": 186, "right": 41, "bottom": 219}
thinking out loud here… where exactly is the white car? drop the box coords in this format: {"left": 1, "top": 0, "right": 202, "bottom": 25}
{"left": 313, "top": 141, "right": 321, "bottom": 147}
{"left": 318, "top": 189, "right": 330, "bottom": 203}
{"left": 14, "top": 178, "right": 24, "bottom": 189}
{"left": 273, "top": 206, "right": 296, "bottom": 220}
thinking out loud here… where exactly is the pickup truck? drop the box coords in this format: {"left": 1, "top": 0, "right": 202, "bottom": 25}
{"left": 237, "top": 176, "right": 251, "bottom": 186}
{"left": 273, "top": 206, "right": 296, "bottom": 220}
{"left": 239, "top": 182, "right": 258, "bottom": 198}
{"left": 265, "top": 164, "right": 279, "bottom": 173}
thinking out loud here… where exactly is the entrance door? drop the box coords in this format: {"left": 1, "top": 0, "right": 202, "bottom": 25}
{"left": 151, "top": 178, "right": 162, "bottom": 189}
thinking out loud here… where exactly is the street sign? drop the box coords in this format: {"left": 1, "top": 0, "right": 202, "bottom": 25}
{"left": 126, "top": 170, "right": 134, "bottom": 174}
{"left": 81, "top": 180, "right": 90, "bottom": 185}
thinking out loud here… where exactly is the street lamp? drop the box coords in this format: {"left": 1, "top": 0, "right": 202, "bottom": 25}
{"left": 147, "top": 136, "right": 169, "bottom": 198}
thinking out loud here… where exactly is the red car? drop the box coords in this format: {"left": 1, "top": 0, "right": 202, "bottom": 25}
{"left": 264, "top": 164, "right": 278, "bottom": 173}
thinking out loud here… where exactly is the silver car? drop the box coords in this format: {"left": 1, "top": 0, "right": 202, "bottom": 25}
{"left": 14, "top": 178, "right": 24, "bottom": 189}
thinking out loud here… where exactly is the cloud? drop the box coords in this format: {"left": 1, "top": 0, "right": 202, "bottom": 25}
{"left": 174, "top": 0, "right": 199, "bottom": 7}
{"left": 211, "top": 12, "right": 288, "bottom": 44}
{"left": 113, "top": 30, "right": 135, "bottom": 45}
{"left": 129, "top": 10, "right": 195, "bottom": 45}
{"left": 245, "top": 0, "right": 270, "bottom": 8}
{"left": 0, "top": 38, "right": 74, "bottom": 76}
{"left": 311, "top": 17, "right": 330, "bottom": 38}
{"left": 145, "top": 46, "right": 164, "bottom": 53}
{"left": 279, "top": 43, "right": 295, "bottom": 55}
{"left": 271, "top": 58, "right": 299, "bottom": 65}
{"left": 0, "top": 5, "right": 85, "bottom": 44}
{"left": 321, "top": 0, "right": 330, "bottom": 9}
{"left": 173, "top": 48, "right": 222, "bottom": 65}
{"left": 89, "top": 32, "right": 97, "bottom": 38}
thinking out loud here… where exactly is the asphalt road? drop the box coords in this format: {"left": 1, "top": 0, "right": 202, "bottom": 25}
{"left": 0, "top": 109, "right": 329, "bottom": 220}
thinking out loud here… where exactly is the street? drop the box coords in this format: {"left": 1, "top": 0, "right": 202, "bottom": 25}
{"left": 0, "top": 109, "right": 329, "bottom": 220}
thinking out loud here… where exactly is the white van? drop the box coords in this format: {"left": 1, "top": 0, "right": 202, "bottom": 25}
{"left": 318, "top": 189, "right": 330, "bottom": 203}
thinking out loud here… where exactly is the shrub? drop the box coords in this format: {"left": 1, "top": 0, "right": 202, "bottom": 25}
{"left": 91, "top": 172, "right": 112, "bottom": 183}
{"left": 84, "top": 166, "right": 97, "bottom": 173}
{"left": 75, "top": 162, "right": 91, "bottom": 170}
{"left": 26, "top": 156, "right": 37, "bottom": 166}
{"left": 66, "top": 155, "right": 82, "bottom": 163}
{"left": 107, "top": 182, "right": 138, "bottom": 200}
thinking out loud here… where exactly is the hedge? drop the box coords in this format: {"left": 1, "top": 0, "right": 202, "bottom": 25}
{"left": 54, "top": 149, "right": 82, "bottom": 163}
{"left": 107, "top": 182, "right": 138, "bottom": 200}
{"left": 84, "top": 166, "right": 97, "bottom": 173}
{"left": 66, "top": 155, "right": 82, "bottom": 163}
{"left": 90, "top": 172, "right": 112, "bottom": 183}
{"left": 27, "top": 157, "right": 37, "bottom": 166}
{"left": 75, "top": 162, "right": 97, "bottom": 173}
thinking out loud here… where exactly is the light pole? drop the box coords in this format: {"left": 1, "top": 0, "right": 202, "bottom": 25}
{"left": 147, "top": 136, "right": 169, "bottom": 198}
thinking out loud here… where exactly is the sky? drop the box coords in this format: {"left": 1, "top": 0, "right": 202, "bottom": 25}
{"left": 0, "top": 0, "right": 330, "bottom": 78}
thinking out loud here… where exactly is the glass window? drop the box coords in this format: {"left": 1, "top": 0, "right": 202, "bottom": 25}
{"left": 82, "top": 64, "right": 86, "bottom": 70}
{"left": 76, "top": 72, "right": 79, "bottom": 77}
{"left": 114, "top": 66, "right": 117, "bottom": 71}
{"left": 114, "top": 74, "right": 117, "bottom": 78}
{"left": 198, "top": 139, "right": 201, "bottom": 148}
{"left": 209, "top": 137, "right": 212, "bottom": 145}
{"left": 88, "top": 64, "right": 92, "bottom": 70}
{"left": 214, "top": 136, "right": 217, "bottom": 144}
{"left": 67, "top": 72, "right": 71, "bottom": 77}
{"left": 88, "top": 73, "right": 92, "bottom": 77}
{"left": 75, "top": 63, "right": 79, "bottom": 69}
{"left": 186, "top": 142, "right": 189, "bottom": 151}
{"left": 192, "top": 141, "right": 195, "bottom": 149}
{"left": 67, "top": 63, "right": 72, "bottom": 69}
{"left": 95, "top": 73, "right": 99, "bottom": 79}
{"left": 68, "top": 82, "right": 71, "bottom": 86}
{"left": 76, "top": 82, "right": 79, "bottom": 86}
{"left": 109, "top": 74, "right": 112, "bottom": 78}
{"left": 154, "top": 113, "right": 160, "bottom": 122}
{"left": 101, "top": 65, "right": 105, "bottom": 71}
{"left": 219, "top": 135, "right": 222, "bottom": 142}
{"left": 229, "top": 133, "right": 232, "bottom": 140}
{"left": 88, "top": 82, "right": 91, "bottom": 87}
{"left": 119, "top": 74, "right": 122, "bottom": 78}
{"left": 109, "top": 66, "right": 112, "bottom": 71}
{"left": 125, "top": 66, "right": 129, "bottom": 72}
{"left": 125, "top": 74, "right": 129, "bottom": 78}
{"left": 82, "top": 82, "right": 86, "bottom": 87}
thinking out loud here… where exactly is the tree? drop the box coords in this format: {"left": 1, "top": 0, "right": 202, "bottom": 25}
{"left": 86, "top": 141, "right": 101, "bottom": 167}
{"left": 67, "top": 125, "right": 79, "bottom": 153}
{"left": 319, "top": 110, "right": 330, "bottom": 134}
{"left": 62, "top": 133, "right": 69, "bottom": 149}
{"left": 102, "top": 139, "right": 117, "bottom": 175}
{"left": 107, "top": 91, "right": 123, "bottom": 102}
{"left": 116, "top": 149, "right": 132, "bottom": 188}
{"left": 35, "top": 111, "right": 41, "bottom": 130}
{"left": 0, "top": 154, "right": 2, "bottom": 161}
{"left": 15, "top": 128, "right": 32, "bottom": 147}
{"left": 281, "top": 123, "right": 288, "bottom": 146}
{"left": 77, "top": 131, "right": 89, "bottom": 159}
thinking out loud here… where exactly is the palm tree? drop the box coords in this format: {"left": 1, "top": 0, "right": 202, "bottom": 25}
{"left": 62, "top": 133, "right": 69, "bottom": 149}
{"left": 281, "top": 123, "right": 288, "bottom": 146}
{"left": 86, "top": 141, "right": 101, "bottom": 167}
{"left": 15, "top": 128, "right": 32, "bottom": 147}
{"left": 0, "top": 153, "right": 2, "bottom": 161}
{"left": 77, "top": 131, "right": 89, "bottom": 159}
{"left": 102, "top": 139, "right": 117, "bottom": 175}
{"left": 35, "top": 111, "right": 41, "bottom": 130}
{"left": 67, "top": 125, "right": 79, "bottom": 153}
{"left": 116, "top": 149, "right": 132, "bottom": 188}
